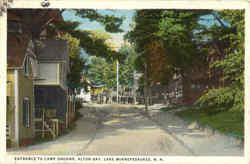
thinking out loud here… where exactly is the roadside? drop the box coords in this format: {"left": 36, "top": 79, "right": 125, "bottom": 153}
{"left": 175, "top": 106, "right": 244, "bottom": 141}
{"left": 140, "top": 104, "right": 244, "bottom": 156}
{"left": 7, "top": 106, "right": 98, "bottom": 155}
{"left": 30, "top": 102, "right": 84, "bottom": 146}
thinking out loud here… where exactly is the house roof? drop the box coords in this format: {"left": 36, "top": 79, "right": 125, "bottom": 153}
{"left": 7, "top": 34, "right": 30, "bottom": 68}
{"left": 36, "top": 39, "right": 69, "bottom": 61}
{"left": 7, "top": 12, "right": 22, "bottom": 22}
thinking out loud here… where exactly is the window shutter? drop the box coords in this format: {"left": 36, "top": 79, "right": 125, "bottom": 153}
{"left": 23, "top": 100, "right": 27, "bottom": 127}
{"left": 23, "top": 99, "right": 30, "bottom": 128}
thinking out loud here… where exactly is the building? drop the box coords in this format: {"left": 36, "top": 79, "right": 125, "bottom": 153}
{"left": 6, "top": 10, "right": 42, "bottom": 148}
{"left": 34, "top": 39, "right": 73, "bottom": 133}
{"left": 7, "top": 36, "right": 39, "bottom": 147}
{"left": 166, "top": 40, "right": 226, "bottom": 105}
{"left": 6, "top": 9, "right": 74, "bottom": 146}
{"left": 147, "top": 40, "right": 226, "bottom": 106}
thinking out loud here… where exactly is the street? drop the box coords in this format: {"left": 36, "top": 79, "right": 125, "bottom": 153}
{"left": 8, "top": 104, "right": 243, "bottom": 156}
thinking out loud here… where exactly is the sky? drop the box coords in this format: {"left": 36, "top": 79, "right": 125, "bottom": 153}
{"left": 62, "top": 9, "right": 135, "bottom": 61}
{"left": 62, "top": 10, "right": 135, "bottom": 48}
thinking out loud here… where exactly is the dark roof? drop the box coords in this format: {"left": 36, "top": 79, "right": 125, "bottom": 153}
{"left": 36, "top": 39, "right": 69, "bottom": 61}
{"left": 7, "top": 34, "right": 30, "bottom": 68}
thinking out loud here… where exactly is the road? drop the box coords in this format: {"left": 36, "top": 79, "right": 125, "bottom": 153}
{"left": 8, "top": 104, "right": 243, "bottom": 156}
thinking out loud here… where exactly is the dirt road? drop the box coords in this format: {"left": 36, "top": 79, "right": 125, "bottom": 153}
{"left": 8, "top": 104, "right": 243, "bottom": 156}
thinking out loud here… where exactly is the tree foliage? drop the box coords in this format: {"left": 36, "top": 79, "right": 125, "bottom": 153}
{"left": 48, "top": 9, "right": 124, "bottom": 61}
{"left": 87, "top": 45, "right": 137, "bottom": 89}
{"left": 146, "top": 40, "right": 174, "bottom": 84}
{"left": 196, "top": 10, "right": 244, "bottom": 112}
{"left": 57, "top": 33, "right": 87, "bottom": 90}
{"left": 126, "top": 9, "right": 244, "bottom": 112}
{"left": 87, "top": 56, "right": 116, "bottom": 88}
{"left": 126, "top": 10, "right": 209, "bottom": 80}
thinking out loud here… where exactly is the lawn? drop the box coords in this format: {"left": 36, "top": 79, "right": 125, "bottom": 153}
{"left": 174, "top": 107, "right": 244, "bottom": 140}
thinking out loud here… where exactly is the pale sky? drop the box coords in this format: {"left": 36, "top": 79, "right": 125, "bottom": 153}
{"left": 62, "top": 9, "right": 135, "bottom": 49}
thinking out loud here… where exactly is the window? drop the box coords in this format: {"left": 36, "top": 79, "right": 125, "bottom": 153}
{"left": 23, "top": 98, "right": 31, "bottom": 128}
{"left": 7, "top": 96, "right": 9, "bottom": 105}
{"left": 24, "top": 57, "right": 29, "bottom": 76}
{"left": 7, "top": 21, "right": 22, "bottom": 33}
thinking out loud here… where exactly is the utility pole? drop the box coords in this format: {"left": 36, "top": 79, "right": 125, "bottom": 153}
{"left": 144, "top": 62, "right": 149, "bottom": 112}
{"left": 116, "top": 60, "right": 119, "bottom": 104}
{"left": 133, "top": 70, "right": 137, "bottom": 105}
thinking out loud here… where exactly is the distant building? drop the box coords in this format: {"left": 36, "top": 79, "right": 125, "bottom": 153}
{"left": 167, "top": 40, "right": 226, "bottom": 105}
{"left": 77, "top": 87, "right": 92, "bottom": 103}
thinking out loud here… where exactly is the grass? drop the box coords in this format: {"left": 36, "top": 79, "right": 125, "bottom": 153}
{"left": 160, "top": 104, "right": 188, "bottom": 112}
{"left": 175, "top": 106, "right": 244, "bottom": 139}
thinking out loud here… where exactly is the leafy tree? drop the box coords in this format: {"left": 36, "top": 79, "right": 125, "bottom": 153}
{"left": 126, "top": 9, "right": 244, "bottom": 113}
{"left": 157, "top": 10, "right": 212, "bottom": 76}
{"left": 57, "top": 33, "right": 87, "bottom": 91}
{"left": 49, "top": 9, "right": 125, "bottom": 61}
{"left": 118, "top": 44, "right": 138, "bottom": 87}
{"left": 125, "top": 10, "right": 164, "bottom": 110}
{"left": 87, "top": 56, "right": 116, "bottom": 88}
{"left": 87, "top": 44, "right": 137, "bottom": 89}
{"left": 196, "top": 10, "right": 244, "bottom": 112}
{"left": 146, "top": 40, "right": 174, "bottom": 84}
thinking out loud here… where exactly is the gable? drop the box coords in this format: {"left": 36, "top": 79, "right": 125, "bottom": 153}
{"left": 7, "top": 34, "right": 30, "bottom": 68}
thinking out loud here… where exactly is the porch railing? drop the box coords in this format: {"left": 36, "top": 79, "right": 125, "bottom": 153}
{"left": 6, "top": 125, "right": 10, "bottom": 140}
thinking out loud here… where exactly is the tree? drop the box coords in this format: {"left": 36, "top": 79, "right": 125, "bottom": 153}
{"left": 146, "top": 40, "right": 174, "bottom": 84}
{"left": 196, "top": 10, "right": 244, "bottom": 112}
{"left": 118, "top": 44, "right": 137, "bottom": 87}
{"left": 126, "top": 9, "right": 244, "bottom": 113}
{"left": 88, "top": 56, "right": 116, "bottom": 88}
{"left": 49, "top": 9, "right": 125, "bottom": 62}
{"left": 87, "top": 45, "right": 138, "bottom": 89}
{"left": 125, "top": 10, "right": 164, "bottom": 111}
{"left": 57, "top": 33, "right": 87, "bottom": 92}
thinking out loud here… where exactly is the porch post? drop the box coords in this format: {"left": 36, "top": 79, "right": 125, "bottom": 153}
{"left": 14, "top": 70, "right": 19, "bottom": 147}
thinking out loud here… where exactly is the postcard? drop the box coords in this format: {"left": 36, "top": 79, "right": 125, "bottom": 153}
{"left": 0, "top": 0, "right": 249, "bottom": 164}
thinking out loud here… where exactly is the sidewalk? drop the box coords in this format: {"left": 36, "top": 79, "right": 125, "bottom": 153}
{"left": 7, "top": 109, "right": 98, "bottom": 155}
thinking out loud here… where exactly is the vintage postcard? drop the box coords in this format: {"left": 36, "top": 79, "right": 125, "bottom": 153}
{"left": 0, "top": 0, "right": 249, "bottom": 164}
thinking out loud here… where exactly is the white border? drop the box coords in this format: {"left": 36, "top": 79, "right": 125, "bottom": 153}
{"left": 1, "top": 0, "right": 249, "bottom": 164}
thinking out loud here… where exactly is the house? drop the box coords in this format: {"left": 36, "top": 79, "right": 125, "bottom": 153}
{"left": 149, "top": 74, "right": 183, "bottom": 105}
{"left": 34, "top": 39, "right": 73, "bottom": 134}
{"left": 6, "top": 9, "right": 71, "bottom": 146}
{"left": 165, "top": 40, "right": 226, "bottom": 105}
{"left": 147, "top": 40, "right": 226, "bottom": 106}
{"left": 181, "top": 40, "right": 226, "bottom": 104}
{"left": 6, "top": 10, "right": 41, "bottom": 148}
{"left": 7, "top": 35, "right": 39, "bottom": 147}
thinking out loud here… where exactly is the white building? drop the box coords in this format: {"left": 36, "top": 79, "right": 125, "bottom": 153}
{"left": 77, "top": 86, "right": 91, "bottom": 103}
